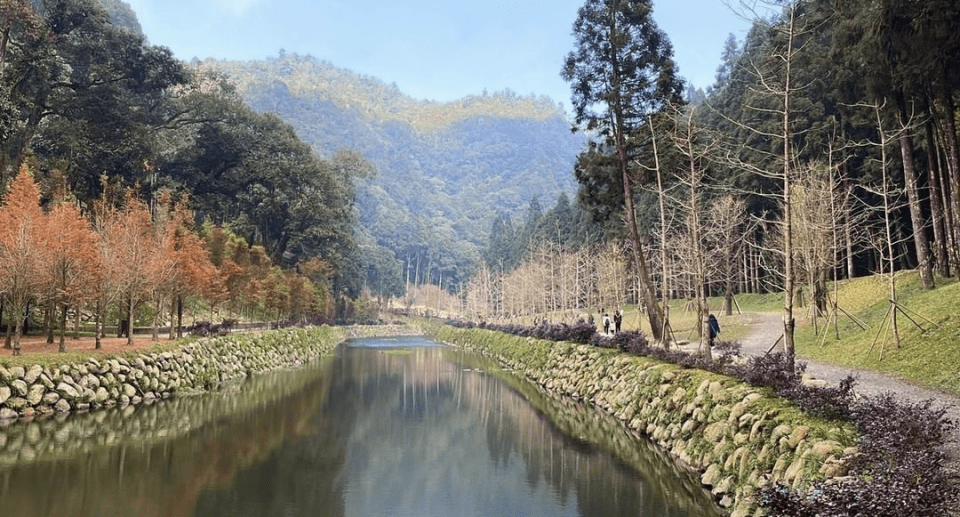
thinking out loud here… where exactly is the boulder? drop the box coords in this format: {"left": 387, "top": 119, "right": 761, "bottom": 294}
{"left": 26, "top": 384, "right": 45, "bottom": 405}
{"left": 121, "top": 383, "right": 137, "bottom": 398}
{"left": 56, "top": 382, "right": 80, "bottom": 400}
{"left": 4, "top": 397, "right": 28, "bottom": 410}
{"left": 24, "top": 365, "right": 43, "bottom": 384}
{"left": 10, "top": 379, "right": 28, "bottom": 397}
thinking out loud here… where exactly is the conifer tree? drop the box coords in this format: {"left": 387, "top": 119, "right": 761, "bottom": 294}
{"left": 562, "top": 0, "right": 684, "bottom": 341}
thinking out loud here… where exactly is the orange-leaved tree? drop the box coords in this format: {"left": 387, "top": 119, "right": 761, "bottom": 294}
{"left": 286, "top": 273, "right": 317, "bottom": 323}
{"left": 101, "top": 190, "right": 157, "bottom": 346}
{"left": 261, "top": 266, "right": 289, "bottom": 324}
{"left": 163, "top": 195, "right": 218, "bottom": 339}
{"left": 298, "top": 257, "right": 335, "bottom": 323}
{"left": 42, "top": 198, "right": 101, "bottom": 352}
{"left": 147, "top": 191, "right": 179, "bottom": 340}
{"left": 0, "top": 166, "right": 48, "bottom": 355}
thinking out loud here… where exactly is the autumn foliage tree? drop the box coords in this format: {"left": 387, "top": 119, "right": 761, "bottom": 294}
{"left": 100, "top": 191, "right": 157, "bottom": 346}
{"left": 164, "top": 196, "right": 218, "bottom": 338}
{"left": 0, "top": 168, "right": 347, "bottom": 354}
{"left": 0, "top": 166, "right": 46, "bottom": 355}
{"left": 42, "top": 198, "right": 100, "bottom": 351}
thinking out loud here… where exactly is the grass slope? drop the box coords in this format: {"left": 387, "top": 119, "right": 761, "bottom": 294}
{"left": 612, "top": 271, "right": 960, "bottom": 395}
{"left": 794, "top": 273, "right": 960, "bottom": 395}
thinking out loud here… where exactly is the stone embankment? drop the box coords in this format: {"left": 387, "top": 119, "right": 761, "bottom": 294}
{"left": 0, "top": 326, "right": 363, "bottom": 422}
{"left": 429, "top": 324, "right": 857, "bottom": 517}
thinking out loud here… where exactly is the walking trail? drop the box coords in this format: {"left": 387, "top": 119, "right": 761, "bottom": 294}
{"left": 736, "top": 311, "right": 960, "bottom": 474}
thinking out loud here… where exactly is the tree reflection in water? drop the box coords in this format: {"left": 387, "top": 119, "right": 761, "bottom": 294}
{"left": 0, "top": 336, "right": 720, "bottom": 517}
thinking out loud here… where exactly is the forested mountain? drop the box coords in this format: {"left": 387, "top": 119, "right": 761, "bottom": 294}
{"left": 201, "top": 54, "right": 587, "bottom": 293}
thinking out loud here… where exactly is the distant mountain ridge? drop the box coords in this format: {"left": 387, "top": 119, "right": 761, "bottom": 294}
{"left": 202, "top": 53, "right": 587, "bottom": 288}
{"left": 200, "top": 52, "right": 565, "bottom": 132}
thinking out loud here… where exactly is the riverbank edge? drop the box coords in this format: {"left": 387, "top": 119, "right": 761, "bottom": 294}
{"left": 0, "top": 324, "right": 421, "bottom": 423}
{"left": 424, "top": 323, "right": 858, "bottom": 517}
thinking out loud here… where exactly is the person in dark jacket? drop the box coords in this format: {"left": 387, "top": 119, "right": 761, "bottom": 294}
{"left": 708, "top": 314, "right": 720, "bottom": 347}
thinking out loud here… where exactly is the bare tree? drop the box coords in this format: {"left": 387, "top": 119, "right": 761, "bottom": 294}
{"left": 714, "top": 1, "right": 815, "bottom": 366}
{"left": 667, "top": 105, "right": 718, "bottom": 358}
{"left": 707, "top": 195, "right": 749, "bottom": 316}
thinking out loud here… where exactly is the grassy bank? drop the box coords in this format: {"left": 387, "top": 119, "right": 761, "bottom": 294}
{"left": 793, "top": 273, "right": 960, "bottom": 395}
{"left": 596, "top": 271, "right": 960, "bottom": 396}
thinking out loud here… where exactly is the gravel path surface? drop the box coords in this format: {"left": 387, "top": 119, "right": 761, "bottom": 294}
{"left": 736, "top": 311, "right": 960, "bottom": 474}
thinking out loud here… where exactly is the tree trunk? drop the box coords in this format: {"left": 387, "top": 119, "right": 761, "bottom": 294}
{"left": 724, "top": 224, "right": 736, "bottom": 316}
{"left": 897, "top": 102, "right": 934, "bottom": 289}
{"left": 12, "top": 307, "right": 23, "bottom": 356}
{"left": 939, "top": 92, "right": 960, "bottom": 275}
{"left": 95, "top": 299, "right": 102, "bottom": 350}
{"left": 58, "top": 303, "right": 67, "bottom": 353}
{"left": 925, "top": 119, "right": 949, "bottom": 276}
{"left": 781, "top": 8, "right": 797, "bottom": 361}
{"left": 127, "top": 295, "right": 135, "bottom": 346}
{"left": 622, "top": 162, "right": 664, "bottom": 341}
{"left": 843, "top": 180, "right": 856, "bottom": 279}
{"left": 45, "top": 300, "right": 54, "bottom": 344}
{"left": 932, "top": 124, "right": 957, "bottom": 276}
{"left": 651, "top": 118, "right": 673, "bottom": 344}
{"left": 151, "top": 295, "right": 161, "bottom": 341}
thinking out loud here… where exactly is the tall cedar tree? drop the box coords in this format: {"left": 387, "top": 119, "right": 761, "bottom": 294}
{"left": 0, "top": 166, "right": 46, "bottom": 354}
{"left": 562, "top": 0, "right": 684, "bottom": 341}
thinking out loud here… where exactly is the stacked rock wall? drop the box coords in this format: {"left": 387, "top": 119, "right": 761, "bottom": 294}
{"left": 0, "top": 326, "right": 346, "bottom": 421}
{"left": 430, "top": 325, "right": 856, "bottom": 517}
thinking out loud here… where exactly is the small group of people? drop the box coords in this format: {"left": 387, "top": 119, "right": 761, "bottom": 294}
{"left": 601, "top": 309, "right": 622, "bottom": 335}
{"left": 592, "top": 307, "right": 720, "bottom": 345}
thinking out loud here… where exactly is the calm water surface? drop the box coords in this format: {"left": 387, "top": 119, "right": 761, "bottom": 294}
{"left": 0, "top": 335, "right": 720, "bottom": 516}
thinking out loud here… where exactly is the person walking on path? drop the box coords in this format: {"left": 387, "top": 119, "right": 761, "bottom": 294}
{"left": 707, "top": 313, "right": 720, "bottom": 347}
{"left": 602, "top": 313, "right": 611, "bottom": 335}
{"left": 614, "top": 309, "right": 623, "bottom": 334}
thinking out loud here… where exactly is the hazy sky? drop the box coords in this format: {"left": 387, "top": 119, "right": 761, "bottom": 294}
{"left": 127, "top": 0, "right": 752, "bottom": 110}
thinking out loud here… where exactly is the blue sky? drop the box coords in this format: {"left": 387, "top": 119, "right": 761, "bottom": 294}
{"left": 127, "top": 0, "right": 752, "bottom": 110}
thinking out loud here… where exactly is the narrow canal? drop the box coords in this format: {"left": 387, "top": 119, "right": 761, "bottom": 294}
{"left": 0, "top": 335, "right": 720, "bottom": 516}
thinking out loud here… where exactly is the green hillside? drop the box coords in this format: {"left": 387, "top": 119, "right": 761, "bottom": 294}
{"left": 201, "top": 53, "right": 587, "bottom": 290}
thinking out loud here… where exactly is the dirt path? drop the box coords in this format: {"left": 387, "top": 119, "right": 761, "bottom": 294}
{"left": 738, "top": 311, "right": 960, "bottom": 472}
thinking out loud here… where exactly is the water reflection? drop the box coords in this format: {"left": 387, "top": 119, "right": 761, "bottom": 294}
{"left": 0, "top": 336, "right": 718, "bottom": 517}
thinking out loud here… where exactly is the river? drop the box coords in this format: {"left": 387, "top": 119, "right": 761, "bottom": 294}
{"left": 0, "top": 335, "right": 720, "bottom": 516}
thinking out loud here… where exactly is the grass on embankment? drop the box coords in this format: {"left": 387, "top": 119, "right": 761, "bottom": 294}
{"left": 604, "top": 271, "right": 960, "bottom": 396}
